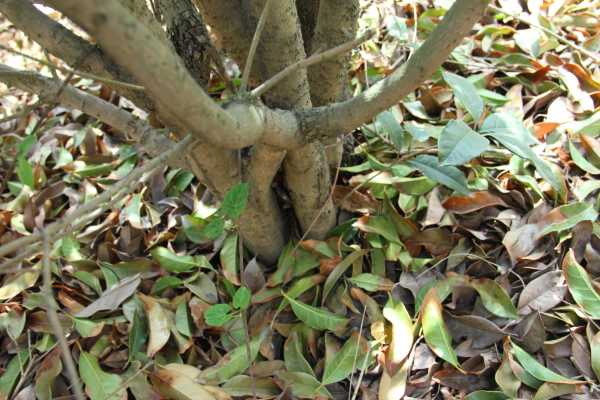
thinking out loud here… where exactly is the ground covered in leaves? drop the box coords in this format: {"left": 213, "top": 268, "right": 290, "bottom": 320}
{"left": 1, "top": 1, "right": 600, "bottom": 399}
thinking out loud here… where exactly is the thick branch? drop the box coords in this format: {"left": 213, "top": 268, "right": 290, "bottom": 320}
{"left": 193, "top": 0, "right": 250, "bottom": 67}
{"left": 0, "top": 0, "right": 153, "bottom": 110}
{"left": 308, "top": 0, "right": 360, "bottom": 106}
{"left": 300, "top": 0, "right": 492, "bottom": 138}
{"left": 47, "top": 0, "right": 260, "bottom": 150}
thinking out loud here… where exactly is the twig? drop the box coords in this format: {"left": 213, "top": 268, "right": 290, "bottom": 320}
{"left": 252, "top": 29, "right": 375, "bottom": 98}
{"left": 0, "top": 44, "right": 145, "bottom": 91}
{"left": 0, "top": 135, "right": 194, "bottom": 263}
{"left": 239, "top": 0, "right": 275, "bottom": 93}
{"left": 488, "top": 4, "right": 600, "bottom": 63}
{"left": 41, "top": 230, "right": 86, "bottom": 400}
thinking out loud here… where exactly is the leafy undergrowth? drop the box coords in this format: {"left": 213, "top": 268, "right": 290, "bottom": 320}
{"left": 1, "top": 1, "right": 600, "bottom": 399}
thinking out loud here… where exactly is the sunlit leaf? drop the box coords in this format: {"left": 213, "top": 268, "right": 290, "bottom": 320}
{"left": 421, "top": 289, "right": 460, "bottom": 368}
{"left": 438, "top": 120, "right": 489, "bottom": 166}
{"left": 442, "top": 71, "right": 484, "bottom": 121}
{"left": 562, "top": 249, "right": 600, "bottom": 318}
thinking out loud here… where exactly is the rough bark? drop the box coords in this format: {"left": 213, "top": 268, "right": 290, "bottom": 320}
{"left": 2, "top": 0, "right": 491, "bottom": 263}
{"left": 193, "top": 0, "right": 250, "bottom": 67}
{"left": 296, "top": 0, "right": 320, "bottom": 53}
{"left": 247, "top": 0, "right": 336, "bottom": 241}
{"left": 155, "top": 0, "right": 213, "bottom": 86}
{"left": 308, "top": 0, "right": 360, "bottom": 169}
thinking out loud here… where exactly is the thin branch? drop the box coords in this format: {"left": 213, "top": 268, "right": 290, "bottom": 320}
{"left": 0, "top": 44, "right": 145, "bottom": 91}
{"left": 489, "top": 4, "right": 600, "bottom": 63}
{"left": 0, "top": 0, "right": 153, "bottom": 109}
{"left": 0, "top": 64, "right": 179, "bottom": 160}
{"left": 0, "top": 135, "right": 194, "bottom": 263}
{"left": 240, "top": 0, "right": 275, "bottom": 93}
{"left": 252, "top": 29, "right": 375, "bottom": 98}
{"left": 300, "top": 0, "right": 492, "bottom": 139}
{"left": 41, "top": 230, "right": 86, "bottom": 400}
{"left": 48, "top": 0, "right": 257, "bottom": 149}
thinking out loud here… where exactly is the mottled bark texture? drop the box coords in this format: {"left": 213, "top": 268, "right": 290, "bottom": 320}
{"left": 1, "top": 0, "right": 492, "bottom": 264}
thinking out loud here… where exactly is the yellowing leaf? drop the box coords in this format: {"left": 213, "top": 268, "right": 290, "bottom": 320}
{"left": 151, "top": 364, "right": 218, "bottom": 400}
{"left": 421, "top": 289, "right": 460, "bottom": 369}
{"left": 139, "top": 293, "right": 170, "bottom": 357}
{"left": 562, "top": 249, "right": 600, "bottom": 318}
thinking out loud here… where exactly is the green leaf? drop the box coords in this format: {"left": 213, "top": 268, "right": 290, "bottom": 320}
{"left": 79, "top": 351, "right": 127, "bottom": 400}
{"left": 510, "top": 341, "right": 581, "bottom": 383}
{"left": 481, "top": 113, "right": 561, "bottom": 191}
{"left": 284, "top": 293, "right": 349, "bottom": 331}
{"left": 0, "top": 350, "right": 29, "bottom": 400}
{"left": 151, "top": 276, "right": 183, "bottom": 295}
{"left": 233, "top": 287, "right": 251, "bottom": 310}
{"left": 469, "top": 278, "right": 518, "bottom": 319}
{"left": 222, "top": 376, "right": 280, "bottom": 398}
{"left": 200, "top": 329, "right": 267, "bottom": 383}
{"left": 284, "top": 331, "right": 314, "bottom": 376}
{"left": 17, "top": 155, "right": 35, "bottom": 189}
{"left": 220, "top": 234, "right": 240, "bottom": 285}
{"left": 465, "top": 391, "right": 509, "bottom": 400}
{"left": 353, "top": 216, "right": 401, "bottom": 243}
{"left": 438, "top": 120, "right": 489, "bottom": 166}
{"left": 562, "top": 249, "right": 600, "bottom": 318}
{"left": 175, "top": 301, "right": 193, "bottom": 337}
{"left": 123, "top": 193, "right": 143, "bottom": 229}
{"left": 569, "top": 140, "right": 600, "bottom": 175}
{"left": 73, "top": 318, "right": 104, "bottom": 338}
{"left": 442, "top": 70, "right": 484, "bottom": 121}
{"left": 279, "top": 274, "right": 324, "bottom": 312}
{"left": 540, "top": 202, "right": 598, "bottom": 236}
{"left": 151, "top": 246, "right": 206, "bottom": 273}
{"left": 421, "top": 289, "right": 460, "bottom": 368}
{"left": 407, "top": 155, "right": 470, "bottom": 195}
{"left": 349, "top": 273, "right": 393, "bottom": 292}
{"left": 322, "top": 332, "right": 370, "bottom": 385}
{"left": 276, "top": 371, "right": 332, "bottom": 399}
{"left": 221, "top": 182, "right": 250, "bottom": 220}
{"left": 205, "top": 303, "right": 233, "bottom": 327}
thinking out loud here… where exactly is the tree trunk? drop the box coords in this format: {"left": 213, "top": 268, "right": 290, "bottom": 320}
{"left": 1, "top": 0, "right": 492, "bottom": 265}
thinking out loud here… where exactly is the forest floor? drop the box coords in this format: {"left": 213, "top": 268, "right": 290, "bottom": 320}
{"left": 0, "top": 1, "right": 599, "bottom": 399}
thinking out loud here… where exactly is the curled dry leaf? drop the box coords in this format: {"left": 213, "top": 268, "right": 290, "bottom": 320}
{"left": 442, "top": 191, "right": 507, "bottom": 214}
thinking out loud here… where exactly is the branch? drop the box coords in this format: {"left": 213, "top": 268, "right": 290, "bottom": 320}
{"left": 0, "top": 64, "right": 179, "bottom": 161}
{"left": 252, "top": 29, "right": 373, "bottom": 98}
{"left": 240, "top": 0, "right": 275, "bottom": 93}
{"left": 41, "top": 231, "right": 85, "bottom": 400}
{"left": 47, "top": 0, "right": 262, "bottom": 149}
{"left": 308, "top": 0, "right": 360, "bottom": 105}
{"left": 156, "top": 0, "right": 215, "bottom": 87}
{"left": 299, "top": 0, "right": 492, "bottom": 139}
{"left": 0, "top": 0, "right": 153, "bottom": 110}
{"left": 193, "top": 0, "right": 250, "bottom": 67}
{"left": 0, "top": 136, "right": 194, "bottom": 263}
